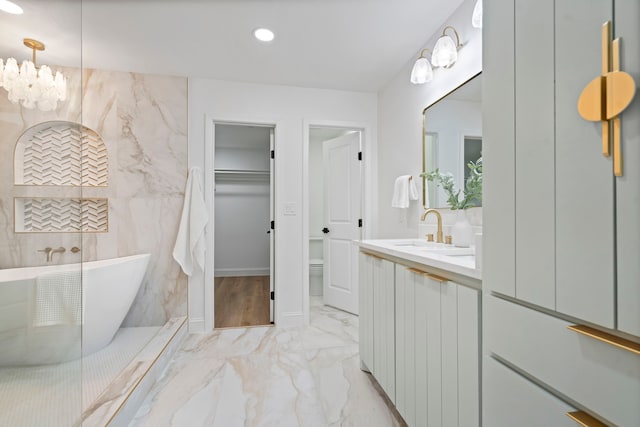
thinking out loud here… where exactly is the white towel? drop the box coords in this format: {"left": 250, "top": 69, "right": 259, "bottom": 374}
{"left": 391, "top": 175, "right": 419, "bottom": 208}
{"left": 173, "top": 167, "right": 209, "bottom": 276}
{"left": 33, "top": 269, "right": 82, "bottom": 327}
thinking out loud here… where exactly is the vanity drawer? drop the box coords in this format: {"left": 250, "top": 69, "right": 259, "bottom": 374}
{"left": 484, "top": 356, "right": 577, "bottom": 427}
{"left": 486, "top": 295, "right": 640, "bottom": 426}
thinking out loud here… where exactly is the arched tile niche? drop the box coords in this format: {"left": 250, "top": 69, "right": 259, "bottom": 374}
{"left": 14, "top": 121, "right": 108, "bottom": 186}
{"left": 13, "top": 121, "right": 109, "bottom": 233}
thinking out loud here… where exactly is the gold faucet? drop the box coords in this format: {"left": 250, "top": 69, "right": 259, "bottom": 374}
{"left": 420, "top": 208, "right": 443, "bottom": 243}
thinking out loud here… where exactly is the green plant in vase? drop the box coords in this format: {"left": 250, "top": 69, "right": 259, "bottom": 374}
{"left": 420, "top": 157, "right": 482, "bottom": 210}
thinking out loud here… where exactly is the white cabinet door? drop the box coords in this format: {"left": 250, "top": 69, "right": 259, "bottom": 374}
{"left": 396, "top": 266, "right": 480, "bottom": 427}
{"left": 358, "top": 252, "right": 374, "bottom": 372}
{"left": 372, "top": 255, "right": 395, "bottom": 403}
{"left": 484, "top": 357, "right": 577, "bottom": 427}
{"left": 513, "top": 0, "right": 556, "bottom": 310}
{"left": 554, "top": 0, "right": 615, "bottom": 329}
{"left": 457, "top": 285, "right": 480, "bottom": 427}
{"left": 511, "top": 0, "right": 615, "bottom": 327}
{"left": 441, "top": 280, "right": 459, "bottom": 427}
{"left": 395, "top": 267, "right": 416, "bottom": 426}
{"left": 616, "top": 0, "right": 640, "bottom": 338}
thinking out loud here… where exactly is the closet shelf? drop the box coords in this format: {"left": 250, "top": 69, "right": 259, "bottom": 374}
{"left": 214, "top": 169, "right": 269, "bottom": 175}
{"left": 214, "top": 169, "right": 270, "bottom": 183}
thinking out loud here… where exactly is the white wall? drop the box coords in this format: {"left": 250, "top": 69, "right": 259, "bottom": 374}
{"left": 188, "top": 79, "right": 377, "bottom": 329}
{"left": 377, "top": 0, "right": 482, "bottom": 238}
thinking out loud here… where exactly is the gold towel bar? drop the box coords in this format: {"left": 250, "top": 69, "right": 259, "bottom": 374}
{"left": 566, "top": 411, "right": 608, "bottom": 427}
{"left": 567, "top": 324, "right": 640, "bottom": 355}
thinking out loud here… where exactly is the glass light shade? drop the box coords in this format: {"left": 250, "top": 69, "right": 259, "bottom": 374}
{"left": 0, "top": 58, "right": 67, "bottom": 111}
{"left": 472, "top": 0, "right": 483, "bottom": 29}
{"left": 410, "top": 57, "right": 433, "bottom": 84}
{"left": 431, "top": 35, "right": 458, "bottom": 68}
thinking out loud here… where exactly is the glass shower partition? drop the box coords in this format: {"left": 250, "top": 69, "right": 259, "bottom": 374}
{"left": 0, "top": 1, "right": 84, "bottom": 425}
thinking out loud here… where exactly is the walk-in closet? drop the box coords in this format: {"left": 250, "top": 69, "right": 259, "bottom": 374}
{"left": 213, "top": 124, "right": 274, "bottom": 328}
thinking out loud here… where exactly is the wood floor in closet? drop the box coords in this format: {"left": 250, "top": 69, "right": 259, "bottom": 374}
{"left": 214, "top": 276, "right": 271, "bottom": 328}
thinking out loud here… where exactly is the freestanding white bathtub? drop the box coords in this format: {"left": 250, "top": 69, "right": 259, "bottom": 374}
{"left": 0, "top": 254, "right": 150, "bottom": 366}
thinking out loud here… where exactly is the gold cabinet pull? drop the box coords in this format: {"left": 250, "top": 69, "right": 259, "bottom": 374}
{"left": 578, "top": 21, "right": 636, "bottom": 177}
{"left": 406, "top": 267, "right": 449, "bottom": 283}
{"left": 407, "top": 267, "right": 429, "bottom": 276}
{"left": 363, "top": 252, "right": 385, "bottom": 261}
{"left": 426, "top": 273, "right": 448, "bottom": 283}
{"left": 566, "top": 411, "right": 608, "bottom": 427}
{"left": 567, "top": 325, "right": 640, "bottom": 355}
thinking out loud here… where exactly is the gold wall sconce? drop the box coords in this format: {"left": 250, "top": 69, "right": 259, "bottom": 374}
{"left": 410, "top": 25, "right": 463, "bottom": 85}
{"left": 577, "top": 21, "right": 636, "bottom": 177}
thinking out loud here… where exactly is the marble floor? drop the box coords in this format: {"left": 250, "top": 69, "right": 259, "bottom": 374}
{"left": 130, "top": 297, "right": 406, "bottom": 427}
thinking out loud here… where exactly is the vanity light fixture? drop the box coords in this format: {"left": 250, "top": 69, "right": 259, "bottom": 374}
{"left": 0, "top": 38, "right": 67, "bottom": 111}
{"left": 410, "top": 25, "right": 463, "bottom": 84}
{"left": 410, "top": 49, "right": 434, "bottom": 84}
{"left": 254, "top": 28, "right": 275, "bottom": 42}
{"left": 431, "top": 26, "right": 463, "bottom": 69}
{"left": 0, "top": 0, "right": 23, "bottom": 14}
{"left": 472, "top": 0, "right": 483, "bottom": 29}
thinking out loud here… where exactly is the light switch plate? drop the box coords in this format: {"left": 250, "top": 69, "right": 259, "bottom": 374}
{"left": 284, "top": 202, "right": 297, "bottom": 215}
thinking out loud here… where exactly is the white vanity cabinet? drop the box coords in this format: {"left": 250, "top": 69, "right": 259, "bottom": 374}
{"left": 359, "top": 251, "right": 395, "bottom": 402}
{"left": 484, "top": 0, "right": 640, "bottom": 424}
{"left": 395, "top": 266, "right": 480, "bottom": 427}
{"left": 359, "top": 246, "right": 481, "bottom": 427}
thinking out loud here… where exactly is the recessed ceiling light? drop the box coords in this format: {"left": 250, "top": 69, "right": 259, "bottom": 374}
{"left": 0, "top": 0, "right": 23, "bottom": 14}
{"left": 253, "top": 28, "right": 275, "bottom": 42}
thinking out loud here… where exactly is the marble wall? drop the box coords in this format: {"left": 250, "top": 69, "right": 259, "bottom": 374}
{"left": 0, "top": 67, "right": 188, "bottom": 327}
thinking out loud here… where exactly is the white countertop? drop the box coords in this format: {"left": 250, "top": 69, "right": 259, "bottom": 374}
{"left": 356, "top": 238, "right": 482, "bottom": 281}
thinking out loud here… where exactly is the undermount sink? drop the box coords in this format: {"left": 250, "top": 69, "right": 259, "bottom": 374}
{"left": 421, "top": 247, "right": 475, "bottom": 256}
{"left": 392, "top": 240, "right": 442, "bottom": 248}
{"left": 392, "top": 240, "right": 475, "bottom": 257}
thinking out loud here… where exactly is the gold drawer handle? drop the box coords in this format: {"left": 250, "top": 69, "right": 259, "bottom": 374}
{"left": 568, "top": 325, "right": 640, "bottom": 355}
{"left": 406, "top": 268, "right": 448, "bottom": 283}
{"left": 566, "top": 411, "right": 608, "bottom": 427}
{"left": 407, "top": 267, "right": 429, "bottom": 276}
{"left": 363, "top": 252, "right": 385, "bottom": 261}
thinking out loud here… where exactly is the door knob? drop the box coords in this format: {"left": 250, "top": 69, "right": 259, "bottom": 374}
{"left": 322, "top": 227, "right": 330, "bottom": 234}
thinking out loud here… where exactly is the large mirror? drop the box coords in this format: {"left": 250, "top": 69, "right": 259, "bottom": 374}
{"left": 422, "top": 73, "right": 482, "bottom": 208}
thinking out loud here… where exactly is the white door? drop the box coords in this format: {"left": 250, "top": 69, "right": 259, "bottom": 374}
{"left": 322, "top": 132, "right": 361, "bottom": 314}
{"left": 269, "top": 128, "right": 275, "bottom": 323}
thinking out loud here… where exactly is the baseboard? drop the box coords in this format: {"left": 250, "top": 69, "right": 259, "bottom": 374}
{"left": 214, "top": 268, "right": 270, "bottom": 277}
{"left": 277, "top": 311, "right": 305, "bottom": 328}
{"left": 188, "top": 317, "right": 205, "bottom": 333}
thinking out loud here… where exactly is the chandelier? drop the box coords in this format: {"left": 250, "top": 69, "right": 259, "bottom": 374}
{"left": 0, "top": 38, "right": 67, "bottom": 111}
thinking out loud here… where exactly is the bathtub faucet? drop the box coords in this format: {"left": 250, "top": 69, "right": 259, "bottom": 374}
{"left": 51, "top": 247, "right": 66, "bottom": 261}
{"left": 38, "top": 246, "right": 66, "bottom": 262}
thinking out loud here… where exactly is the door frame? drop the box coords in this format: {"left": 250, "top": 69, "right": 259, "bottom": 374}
{"left": 204, "top": 115, "right": 280, "bottom": 331}
{"left": 302, "top": 119, "right": 375, "bottom": 324}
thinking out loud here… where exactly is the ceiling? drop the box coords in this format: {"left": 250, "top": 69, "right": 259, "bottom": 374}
{"left": 0, "top": 0, "right": 465, "bottom": 92}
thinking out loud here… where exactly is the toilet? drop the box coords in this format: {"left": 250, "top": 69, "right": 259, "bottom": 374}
{"left": 309, "top": 258, "right": 323, "bottom": 296}
{"left": 309, "top": 238, "right": 323, "bottom": 296}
